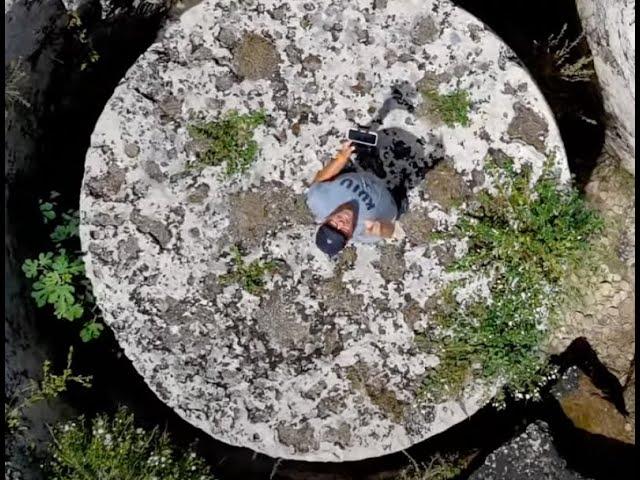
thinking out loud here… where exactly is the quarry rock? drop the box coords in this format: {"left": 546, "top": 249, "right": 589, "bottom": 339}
{"left": 576, "top": 0, "right": 636, "bottom": 175}
{"left": 79, "top": 0, "right": 568, "bottom": 461}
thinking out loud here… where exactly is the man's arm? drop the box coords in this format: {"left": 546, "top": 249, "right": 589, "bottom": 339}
{"left": 364, "top": 220, "right": 396, "bottom": 238}
{"left": 312, "top": 141, "right": 356, "bottom": 183}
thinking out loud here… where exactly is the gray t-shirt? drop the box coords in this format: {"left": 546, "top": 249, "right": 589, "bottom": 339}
{"left": 306, "top": 172, "right": 397, "bottom": 243}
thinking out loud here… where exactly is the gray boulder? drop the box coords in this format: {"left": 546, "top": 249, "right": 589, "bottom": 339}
{"left": 576, "top": 0, "right": 635, "bottom": 175}
{"left": 469, "top": 421, "right": 590, "bottom": 480}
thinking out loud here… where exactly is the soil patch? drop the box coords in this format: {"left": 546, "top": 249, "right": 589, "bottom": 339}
{"left": 346, "top": 361, "right": 407, "bottom": 423}
{"left": 233, "top": 33, "right": 281, "bottom": 80}
{"left": 227, "top": 182, "right": 313, "bottom": 249}
{"left": 555, "top": 371, "right": 634, "bottom": 444}
{"left": 424, "top": 160, "right": 472, "bottom": 210}
{"left": 402, "top": 209, "right": 436, "bottom": 245}
{"left": 376, "top": 243, "right": 406, "bottom": 283}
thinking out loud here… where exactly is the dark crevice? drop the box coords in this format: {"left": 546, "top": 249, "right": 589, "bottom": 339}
{"left": 546, "top": 398, "right": 636, "bottom": 479}
{"left": 451, "top": 0, "right": 606, "bottom": 189}
{"left": 552, "top": 337, "right": 628, "bottom": 416}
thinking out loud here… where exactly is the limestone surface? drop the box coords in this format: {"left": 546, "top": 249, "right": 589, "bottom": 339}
{"left": 79, "top": 0, "right": 568, "bottom": 461}
{"left": 576, "top": 0, "right": 636, "bottom": 176}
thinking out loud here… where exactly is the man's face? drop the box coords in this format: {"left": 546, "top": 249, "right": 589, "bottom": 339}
{"left": 325, "top": 205, "right": 355, "bottom": 238}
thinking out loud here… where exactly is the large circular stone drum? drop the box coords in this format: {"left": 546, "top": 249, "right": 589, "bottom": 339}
{"left": 79, "top": 0, "right": 568, "bottom": 461}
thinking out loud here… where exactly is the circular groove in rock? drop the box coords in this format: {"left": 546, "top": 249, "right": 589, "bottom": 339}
{"left": 79, "top": 0, "right": 568, "bottom": 461}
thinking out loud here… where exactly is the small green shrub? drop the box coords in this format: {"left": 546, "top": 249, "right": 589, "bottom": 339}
{"left": 419, "top": 156, "right": 603, "bottom": 402}
{"left": 422, "top": 89, "right": 471, "bottom": 127}
{"left": 22, "top": 193, "right": 104, "bottom": 341}
{"left": 188, "top": 109, "right": 266, "bottom": 176}
{"left": 5, "top": 347, "right": 92, "bottom": 434}
{"left": 43, "top": 408, "right": 215, "bottom": 480}
{"left": 397, "top": 453, "right": 466, "bottom": 480}
{"left": 23, "top": 250, "right": 85, "bottom": 321}
{"left": 219, "top": 246, "right": 279, "bottom": 294}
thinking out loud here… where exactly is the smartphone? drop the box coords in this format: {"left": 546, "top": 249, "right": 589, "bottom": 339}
{"left": 347, "top": 129, "right": 378, "bottom": 147}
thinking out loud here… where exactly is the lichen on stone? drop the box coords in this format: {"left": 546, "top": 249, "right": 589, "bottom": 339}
{"left": 79, "top": 0, "right": 569, "bottom": 462}
{"left": 233, "top": 32, "right": 281, "bottom": 80}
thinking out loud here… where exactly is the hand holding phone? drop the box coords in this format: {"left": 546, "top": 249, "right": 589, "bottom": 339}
{"left": 337, "top": 141, "right": 356, "bottom": 160}
{"left": 347, "top": 129, "right": 378, "bottom": 147}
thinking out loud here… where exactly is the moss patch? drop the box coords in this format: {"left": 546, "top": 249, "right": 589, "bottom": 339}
{"left": 424, "top": 160, "right": 472, "bottom": 210}
{"left": 218, "top": 246, "right": 280, "bottom": 295}
{"left": 233, "top": 33, "right": 281, "bottom": 80}
{"left": 316, "top": 276, "right": 365, "bottom": 318}
{"left": 346, "top": 362, "right": 407, "bottom": 423}
{"left": 335, "top": 245, "right": 358, "bottom": 275}
{"left": 420, "top": 88, "right": 471, "bottom": 127}
{"left": 402, "top": 300, "right": 425, "bottom": 330}
{"left": 506, "top": 102, "right": 549, "bottom": 153}
{"left": 255, "top": 290, "right": 311, "bottom": 349}
{"left": 376, "top": 243, "right": 406, "bottom": 283}
{"left": 227, "top": 183, "right": 314, "bottom": 249}
{"left": 402, "top": 209, "right": 436, "bottom": 245}
{"left": 311, "top": 245, "right": 365, "bottom": 317}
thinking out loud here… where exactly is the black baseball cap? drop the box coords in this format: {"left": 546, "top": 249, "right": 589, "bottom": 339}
{"left": 315, "top": 224, "right": 348, "bottom": 257}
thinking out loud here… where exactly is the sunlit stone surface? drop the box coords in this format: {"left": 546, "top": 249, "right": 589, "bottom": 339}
{"left": 79, "top": 0, "right": 568, "bottom": 461}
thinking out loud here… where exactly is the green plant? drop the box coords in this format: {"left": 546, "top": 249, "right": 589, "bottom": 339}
{"left": 419, "top": 155, "right": 603, "bottom": 401}
{"left": 421, "top": 89, "right": 471, "bottom": 127}
{"left": 23, "top": 250, "right": 85, "bottom": 321}
{"left": 219, "top": 246, "right": 279, "bottom": 294}
{"left": 5, "top": 347, "right": 92, "bottom": 434}
{"left": 22, "top": 193, "right": 104, "bottom": 341}
{"left": 188, "top": 109, "right": 267, "bottom": 176}
{"left": 396, "top": 453, "right": 466, "bottom": 480}
{"left": 44, "top": 408, "right": 215, "bottom": 480}
{"left": 300, "top": 16, "right": 312, "bottom": 29}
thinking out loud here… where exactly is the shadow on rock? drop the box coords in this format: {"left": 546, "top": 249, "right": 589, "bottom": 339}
{"left": 552, "top": 336, "right": 628, "bottom": 416}
{"left": 348, "top": 81, "right": 445, "bottom": 213}
{"left": 546, "top": 395, "right": 636, "bottom": 479}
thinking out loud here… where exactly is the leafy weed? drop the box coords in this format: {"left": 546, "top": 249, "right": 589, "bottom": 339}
{"left": 219, "top": 246, "right": 279, "bottom": 294}
{"left": 5, "top": 347, "right": 91, "bottom": 434}
{"left": 22, "top": 193, "right": 104, "bottom": 341}
{"left": 188, "top": 109, "right": 266, "bottom": 176}
{"left": 421, "top": 89, "right": 471, "bottom": 127}
{"left": 419, "top": 155, "right": 603, "bottom": 402}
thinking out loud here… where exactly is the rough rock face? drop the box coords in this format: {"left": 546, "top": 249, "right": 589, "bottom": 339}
{"left": 552, "top": 367, "right": 634, "bottom": 445}
{"left": 549, "top": 155, "right": 635, "bottom": 442}
{"left": 576, "top": 0, "right": 635, "bottom": 175}
{"left": 79, "top": 0, "right": 568, "bottom": 461}
{"left": 468, "top": 421, "right": 590, "bottom": 480}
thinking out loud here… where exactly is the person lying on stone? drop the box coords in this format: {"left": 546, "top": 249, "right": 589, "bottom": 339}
{"left": 306, "top": 140, "right": 404, "bottom": 257}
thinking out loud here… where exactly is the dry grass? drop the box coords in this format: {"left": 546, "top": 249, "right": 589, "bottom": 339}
{"left": 5, "top": 58, "right": 31, "bottom": 114}
{"left": 534, "top": 23, "right": 595, "bottom": 83}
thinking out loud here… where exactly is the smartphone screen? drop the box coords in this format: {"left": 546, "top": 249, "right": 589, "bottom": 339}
{"left": 348, "top": 129, "right": 378, "bottom": 146}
